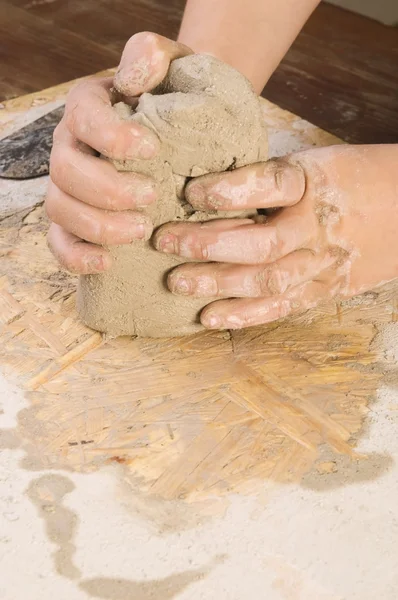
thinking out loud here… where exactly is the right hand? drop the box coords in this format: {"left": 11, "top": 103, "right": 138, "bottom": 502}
{"left": 46, "top": 32, "right": 192, "bottom": 274}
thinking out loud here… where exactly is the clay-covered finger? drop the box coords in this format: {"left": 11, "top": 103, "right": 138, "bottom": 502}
{"left": 154, "top": 215, "right": 315, "bottom": 264}
{"left": 200, "top": 280, "right": 327, "bottom": 330}
{"left": 64, "top": 77, "right": 160, "bottom": 160}
{"left": 186, "top": 158, "right": 306, "bottom": 211}
{"left": 167, "top": 249, "right": 334, "bottom": 298}
{"left": 114, "top": 32, "right": 193, "bottom": 97}
{"left": 47, "top": 223, "right": 111, "bottom": 274}
{"left": 51, "top": 122, "right": 158, "bottom": 210}
{"left": 46, "top": 180, "right": 153, "bottom": 245}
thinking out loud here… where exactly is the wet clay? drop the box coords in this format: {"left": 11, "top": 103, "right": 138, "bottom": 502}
{"left": 78, "top": 54, "right": 268, "bottom": 337}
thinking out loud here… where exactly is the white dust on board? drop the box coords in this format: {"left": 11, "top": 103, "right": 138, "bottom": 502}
{"left": 268, "top": 118, "right": 324, "bottom": 158}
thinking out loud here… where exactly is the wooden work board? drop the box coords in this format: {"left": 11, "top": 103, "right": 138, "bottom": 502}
{"left": 0, "top": 73, "right": 396, "bottom": 503}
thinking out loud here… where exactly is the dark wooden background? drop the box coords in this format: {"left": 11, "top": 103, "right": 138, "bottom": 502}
{"left": 1, "top": 0, "right": 397, "bottom": 143}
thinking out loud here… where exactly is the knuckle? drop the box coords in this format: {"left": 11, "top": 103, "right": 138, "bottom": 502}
{"left": 64, "top": 102, "right": 79, "bottom": 136}
{"left": 197, "top": 242, "right": 209, "bottom": 261}
{"left": 67, "top": 80, "right": 90, "bottom": 103}
{"left": 127, "top": 31, "right": 163, "bottom": 56}
{"left": 132, "top": 31, "right": 158, "bottom": 45}
{"left": 52, "top": 122, "right": 64, "bottom": 145}
{"left": 207, "top": 275, "right": 220, "bottom": 297}
{"left": 94, "top": 219, "right": 111, "bottom": 245}
{"left": 256, "top": 267, "right": 272, "bottom": 295}
{"left": 266, "top": 157, "right": 306, "bottom": 204}
{"left": 192, "top": 238, "right": 209, "bottom": 261}
{"left": 48, "top": 147, "right": 64, "bottom": 186}
{"left": 44, "top": 191, "right": 57, "bottom": 222}
{"left": 50, "top": 123, "right": 78, "bottom": 189}
{"left": 178, "top": 232, "right": 209, "bottom": 260}
{"left": 46, "top": 230, "right": 74, "bottom": 272}
{"left": 257, "top": 266, "right": 284, "bottom": 296}
{"left": 64, "top": 82, "right": 91, "bottom": 134}
{"left": 266, "top": 230, "right": 283, "bottom": 262}
{"left": 264, "top": 158, "right": 287, "bottom": 191}
{"left": 268, "top": 268, "right": 288, "bottom": 295}
{"left": 67, "top": 80, "right": 85, "bottom": 97}
{"left": 103, "top": 131, "right": 121, "bottom": 159}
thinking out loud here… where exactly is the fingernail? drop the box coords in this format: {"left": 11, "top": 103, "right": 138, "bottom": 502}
{"left": 138, "top": 136, "right": 160, "bottom": 159}
{"left": 171, "top": 277, "right": 191, "bottom": 295}
{"left": 119, "top": 65, "right": 150, "bottom": 87}
{"left": 157, "top": 234, "right": 177, "bottom": 254}
{"left": 129, "top": 135, "right": 159, "bottom": 160}
{"left": 135, "top": 224, "right": 145, "bottom": 239}
{"left": 125, "top": 131, "right": 160, "bottom": 160}
{"left": 87, "top": 255, "right": 109, "bottom": 272}
{"left": 134, "top": 221, "right": 152, "bottom": 240}
{"left": 202, "top": 313, "right": 221, "bottom": 329}
{"left": 114, "top": 65, "right": 151, "bottom": 95}
{"left": 135, "top": 182, "right": 158, "bottom": 207}
{"left": 186, "top": 183, "right": 206, "bottom": 208}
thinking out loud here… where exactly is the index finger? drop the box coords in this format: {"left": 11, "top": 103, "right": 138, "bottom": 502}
{"left": 64, "top": 77, "right": 160, "bottom": 160}
{"left": 186, "top": 158, "right": 306, "bottom": 212}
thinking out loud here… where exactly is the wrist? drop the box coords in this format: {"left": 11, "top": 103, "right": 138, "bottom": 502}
{"left": 178, "top": 0, "right": 321, "bottom": 95}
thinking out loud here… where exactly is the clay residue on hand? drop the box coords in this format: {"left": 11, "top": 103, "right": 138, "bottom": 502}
{"left": 78, "top": 54, "right": 268, "bottom": 338}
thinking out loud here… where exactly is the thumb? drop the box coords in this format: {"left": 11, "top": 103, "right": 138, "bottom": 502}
{"left": 114, "top": 32, "right": 193, "bottom": 97}
{"left": 186, "top": 157, "right": 307, "bottom": 212}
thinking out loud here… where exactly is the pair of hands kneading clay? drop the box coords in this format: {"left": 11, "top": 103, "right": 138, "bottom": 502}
{"left": 78, "top": 49, "right": 268, "bottom": 337}
{"left": 46, "top": 33, "right": 398, "bottom": 337}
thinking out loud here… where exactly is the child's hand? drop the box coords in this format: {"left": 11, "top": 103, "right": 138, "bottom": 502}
{"left": 46, "top": 33, "right": 192, "bottom": 274}
{"left": 154, "top": 144, "right": 398, "bottom": 330}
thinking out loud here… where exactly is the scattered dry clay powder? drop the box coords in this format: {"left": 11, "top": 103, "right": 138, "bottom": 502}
{"left": 78, "top": 54, "right": 268, "bottom": 337}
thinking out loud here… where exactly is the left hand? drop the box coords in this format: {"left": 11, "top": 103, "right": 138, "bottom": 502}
{"left": 153, "top": 144, "right": 398, "bottom": 330}
{"left": 46, "top": 32, "right": 191, "bottom": 274}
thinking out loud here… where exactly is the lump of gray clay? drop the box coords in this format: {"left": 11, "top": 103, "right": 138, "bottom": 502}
{"left": 77, "top": 54, "right": 268, "bottom": 338}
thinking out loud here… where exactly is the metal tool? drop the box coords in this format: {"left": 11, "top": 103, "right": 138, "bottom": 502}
{"left": 0, "top": 105, "right": 64, "bottom": 180}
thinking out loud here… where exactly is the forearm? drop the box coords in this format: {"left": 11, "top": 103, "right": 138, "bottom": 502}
{"left": 178, "top": 0, "right": 320, "bottom": 93}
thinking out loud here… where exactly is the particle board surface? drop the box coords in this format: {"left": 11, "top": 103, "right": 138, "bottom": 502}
{"left": 0, "top": 76, "right": 396, "bottom": 502}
